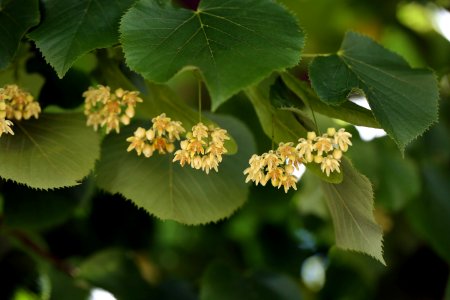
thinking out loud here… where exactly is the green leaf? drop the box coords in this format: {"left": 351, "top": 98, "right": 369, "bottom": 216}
{"left": 280, "top": 72, "right": 380, "bottom": 128}
{"left": 245, "top": 81, "right": 343, "bottom": 184}
{"left": 0, "top": 0, "right": 39, "bottom": 69}
{"left": 28, "top": 0, "right": 136, "bottom": 77}
{"left": 96, "top": 114, "right": 256, "bottom": 224}
{"left": 0, "top": 113, "right": 100, "bottom": 189}
{"left": 200, "top": 262, "right": 303, "bottom": 300}
{"left": 321, "top": 158, "right": 385, "bottom": 265}
{"left": 120, "top": 0, "right": 304, "bottom": 109}
{"left": 309, "top": 31, "right": 439, "bottom": 152}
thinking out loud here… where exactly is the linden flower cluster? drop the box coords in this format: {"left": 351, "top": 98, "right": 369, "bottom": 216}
{"left": 83, "top": 85, "right": 143, "bottom": 134}
{"left": 244, "top": 128, "right": 352, "bottom": 193}
{"left": 0, "top": 84, "right": 41, "bottom": 137}
{"left": 127, "top": 113, "right": 185, "bottom": 158}
{"left": 243, "top": 142, "right": 301, "bottom": 193}
{"left": 173, "top": 122, "right": 230, "bottom": 174}
{"left": 300, "top": 128, "right": 352, "bottom": 176}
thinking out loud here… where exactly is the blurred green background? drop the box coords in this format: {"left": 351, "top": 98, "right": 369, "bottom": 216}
{"left": 1, "top": 0, "right": 449, "bottom": 299}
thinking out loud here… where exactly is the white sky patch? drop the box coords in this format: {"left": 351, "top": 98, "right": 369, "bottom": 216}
{"left": 432, "top": 7, "right": 450, "bottom": 42}
{"left": 293, "top": 163, "right": 306, "bottom": 181}
{"left": 301, "top": 255, "right": 327, "bottom": 292}
{"left": 89, "top": 288, "right": 117, "bottom": 300}
{"left": 349, "top": 95, "right": 387, "bottom": 142}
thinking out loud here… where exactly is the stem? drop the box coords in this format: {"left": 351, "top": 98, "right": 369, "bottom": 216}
{"left": 310, "top": 106, "right": 321, "bottom": 135}
{"left": 301, "top": 53, "right": 332, "bottom": 58}
{"left": 9, "top": 229, "right": 76, "bottom": 276}
{"left": 198, "top": 79, "right": 202, "bottom": 123}
{"left": 271, "top": 114, "right": 275, "bottom": 150}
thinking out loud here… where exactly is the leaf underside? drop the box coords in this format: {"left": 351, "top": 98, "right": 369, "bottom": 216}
{"left": 322, "top": 158, "right": 385, "bottom": 265}
{"left": 120, "top": 0, "right": 304, "bottom": 109}
{"left": 309, "top": 31, "right": 439, "bottom": 152}
{"left": 0, "top": 113, "right": 100, "bottom": 189}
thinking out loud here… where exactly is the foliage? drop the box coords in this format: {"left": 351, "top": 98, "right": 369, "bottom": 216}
{"left": 0, "top": 0, "right": 448, "bottom": 299}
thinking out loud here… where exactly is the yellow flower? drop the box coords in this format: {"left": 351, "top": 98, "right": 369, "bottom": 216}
{"left": 1, "top": 84, "right": 41, "bottom": 121}
{"left": 243, "top": 154, "right": 266, "bottom": 186}
{"left": 296, "top": 138, "right": 315, "bottom": 162}
{"left": 279, "top": 175, "right": 298, "bottom": 193}
{"left": 277, "top": 142, "right": 301, "bottom": 166}
{"left": 0, "top": 118, "right": 14, "bottom": 136}
{"left": 321, "top": 155, "right": 341, "bottom": 176}
{"left": 174, "top": 122, "right": 229, "bottom": 173}
{"left": 127, "top": 114, "right": 185, "bottom": 158}
{"left": 126, "top": 127, "right": 147, "bottom": 155}
{"left": 334, "top": 128, "right": 352, "bottom": 152}
{"left": 192, "top": 122, "right": 209, "bottom": 140}
{"left": 315, "top": 135, "right": 333, "bottom": 156}
{"left": 83, "top": 85, "right": 142, "bottom": 134}
{"left": 262, "top": 151, "right": 280, "bottom": 171}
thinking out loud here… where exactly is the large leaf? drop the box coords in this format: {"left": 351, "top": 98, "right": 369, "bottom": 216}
{"left": 96, "top": 114, "right": 256, "bottom": 224}
{"left": 0, "top": 113, "right": 100, "bottom": 189}
{"left": 309, "top": 31, "right": 439, "bottom": 152}
{"left": 120, "top": 0, "right": 304, "bottom": 109}
{"left": 321, "top": 159, "right": 385, "bottom": 265}
{"left": 0, "top": 0, "right": 39, "bottom": 69}
{"left": 28, "top": 0, "right": 136, "bottom": 77}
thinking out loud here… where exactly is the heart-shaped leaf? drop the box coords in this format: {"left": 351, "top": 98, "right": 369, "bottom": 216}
{"left": 309, "top": 31, "right": 439, "bottom": 152}
{"left": 28, "top": 0, "right": 135, "bottom": 77}
{"left": 0, "top": 113, "right": 100, "bottom": 189}
{"left": 96, "top": 114, "right": 256, "bottom": 224}
{"left": 120, "top": 0, "right": 304, "bottom": 109}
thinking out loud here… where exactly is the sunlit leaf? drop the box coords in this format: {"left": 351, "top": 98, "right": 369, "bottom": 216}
{"left": 0, "top": 0, "right": 39, "bottom": 69}
{"left": 120, "top": 0, "right": 304, "bottom": 109}
{"left": 96, "top": 114, "right": 255, "bottom": 224}
{"left": 309, "top": 31, "right": 439, "bottom": 152}
{"left": 322, "top": 158, "right": 385, "bottom": 265}
{"left": 28, "top": 0, "right": 135, "bottom": 77}
{"left": 0, "top": 113, "right": 100, "bottom": 189}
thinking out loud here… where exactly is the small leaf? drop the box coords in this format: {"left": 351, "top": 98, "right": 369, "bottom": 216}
{"left": 96, "top": 114, "right": 256, "bottom": 225}
{"left": 0, "top": 113, "right": 100, "bottom": 189}
{"left": 0, "top": 0, "right": 39, "bottom": 69}
{"left": 245, "top": 81, "right": 343, "bottom": 184}
{"left": 28, "top": 0, "right": 135, "bottom": 77}
{"left": 120, "top": 0, "right": 304, "bottom": 109}
{"left": 309, "top": 31, "right": 439, "bottom": 152}
{"left": 321, "top": 158, "right": 385, "bottom": 265}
